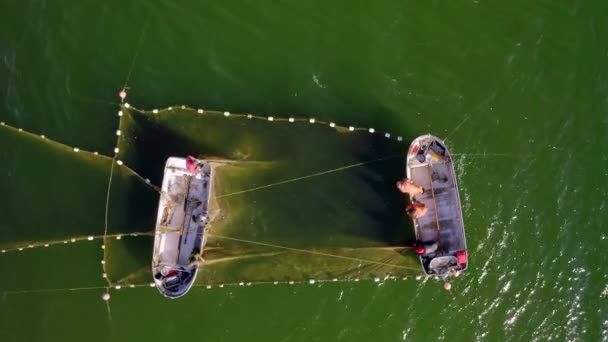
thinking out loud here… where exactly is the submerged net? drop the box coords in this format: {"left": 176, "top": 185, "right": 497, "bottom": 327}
{"left": 0, "top": 104, "right": 424, "bottom": 294}
{"left": 106, "top": 105, "right": 422, "bottom": 287}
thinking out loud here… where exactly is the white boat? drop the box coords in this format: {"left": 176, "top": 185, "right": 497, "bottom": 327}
{"left": 152, "top": 157, "right": 212, "bottom": 298}
{"left": 405, "top": 135, "right": 468, "bottom": 278}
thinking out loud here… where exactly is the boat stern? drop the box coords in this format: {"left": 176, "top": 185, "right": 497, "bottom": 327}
{"left": 153, "top": 265, "right": 198, "bottom": 299}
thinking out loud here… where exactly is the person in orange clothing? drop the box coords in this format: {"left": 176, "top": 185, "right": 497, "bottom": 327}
{"left": 406, "top": 202, "right": 428, "bottom": 219}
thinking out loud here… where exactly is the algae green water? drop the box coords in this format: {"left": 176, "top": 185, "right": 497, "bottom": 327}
{"left": 1, "top": 1, "right": 608, "bottom": 341}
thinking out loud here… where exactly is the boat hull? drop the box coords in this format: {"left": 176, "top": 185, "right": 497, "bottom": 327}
{"left": 405, "top": 135, "right": 468, "bottom": 277}
{"left": 152, "top": 157, "right": 212, "bottom": 298}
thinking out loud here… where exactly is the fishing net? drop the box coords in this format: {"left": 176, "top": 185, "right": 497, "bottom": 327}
{"left": 0, "top": 124, "right": 150, "bottom": 292}
{"left": 106, "top": 106, "right": 422, "bottom": 287}
{"left": 0, "top": 105, "right": 424, "bottom": 294}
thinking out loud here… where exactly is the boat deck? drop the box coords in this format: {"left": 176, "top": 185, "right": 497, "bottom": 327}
{"left": 154, "top": 161, "right": 211, "bottom": 268}
{"left": 410, "top": 160, "right": 465, "bottom": 255}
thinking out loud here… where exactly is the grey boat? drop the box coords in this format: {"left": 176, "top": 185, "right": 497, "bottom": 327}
{"left": 405, "top": 135, "right": 468, "bottom": 278}
{"left": 152, "top": 157, "right": 212, "bottom": 298}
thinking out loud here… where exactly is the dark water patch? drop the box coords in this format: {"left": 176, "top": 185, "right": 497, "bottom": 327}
{"left": 0, "top": 126, "right": 111, "bottom": 247}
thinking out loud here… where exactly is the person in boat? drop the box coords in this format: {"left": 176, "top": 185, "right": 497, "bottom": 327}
{"left": 406, "top": 202, "right": 428, "bottom": 219}
{"left": 412, "top": 241, "right": 439, "bottom": 256}
{"left": 186, "top": 155, "right": 199, "bottom": 173}
{"left": 396, "top": 178, "right": 424, "bottom": 198}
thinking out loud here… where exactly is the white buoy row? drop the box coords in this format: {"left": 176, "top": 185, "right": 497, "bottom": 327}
{"left": 136, "top": 106, "right": 409, "bottom": 144}
{"left": 92, "top": 274, "right": 454, "bottom": 302}
{"left": 1, "top": 123, "right": 115, "bottom": 159}
{"left": 0, "top": 232, "right": 143, "bottom": 255}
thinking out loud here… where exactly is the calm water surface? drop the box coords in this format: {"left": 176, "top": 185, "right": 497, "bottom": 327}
{"left": 1, "top": 1, "right": 608, "bottom": 341}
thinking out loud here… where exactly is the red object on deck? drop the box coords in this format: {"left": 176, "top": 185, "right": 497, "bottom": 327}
{"left": 186, "top": 156, "right": 198, "bottom": 173}
{"left": 456, "top": 250, "right": 467, "bottom": 265}
{"left": 408, "top": 144, "right": 420, "bottom": 156}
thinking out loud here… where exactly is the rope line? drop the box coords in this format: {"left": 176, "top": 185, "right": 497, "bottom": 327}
{"left": 102, "top": 160, "right": 116, "bottom": 285}
{"left": 2, "top": 274, "right": 426, "bottom": 296}
{"left": 122, "top": 11, "right": 151, "bottom": 90}
{"left": 208, "top": 234, "right": 422, "bottom": 273}
{"left": 215, "top": 155, "right": 400, "bottom": 199}
{"left": 0, "top": 231, "right": 151, "bottom": 254}
{"left": 0, "top": 121, "right": 114, "bottom": 159}
{"left": 451, "top": 153, "right": 512, "bottom": 157}
{"left": 444, "top": 113, "right": 471, "bottom": 142}
{"left": 129, "top": 105, "right": 387, "bottom": 134}
{"left": 3, "top": 285, "right": 111, "bottom": 295}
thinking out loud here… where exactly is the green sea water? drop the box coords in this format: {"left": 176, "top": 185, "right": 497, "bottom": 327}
{"left": 1, "top": 1, "right": 608, "bottom": 341}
